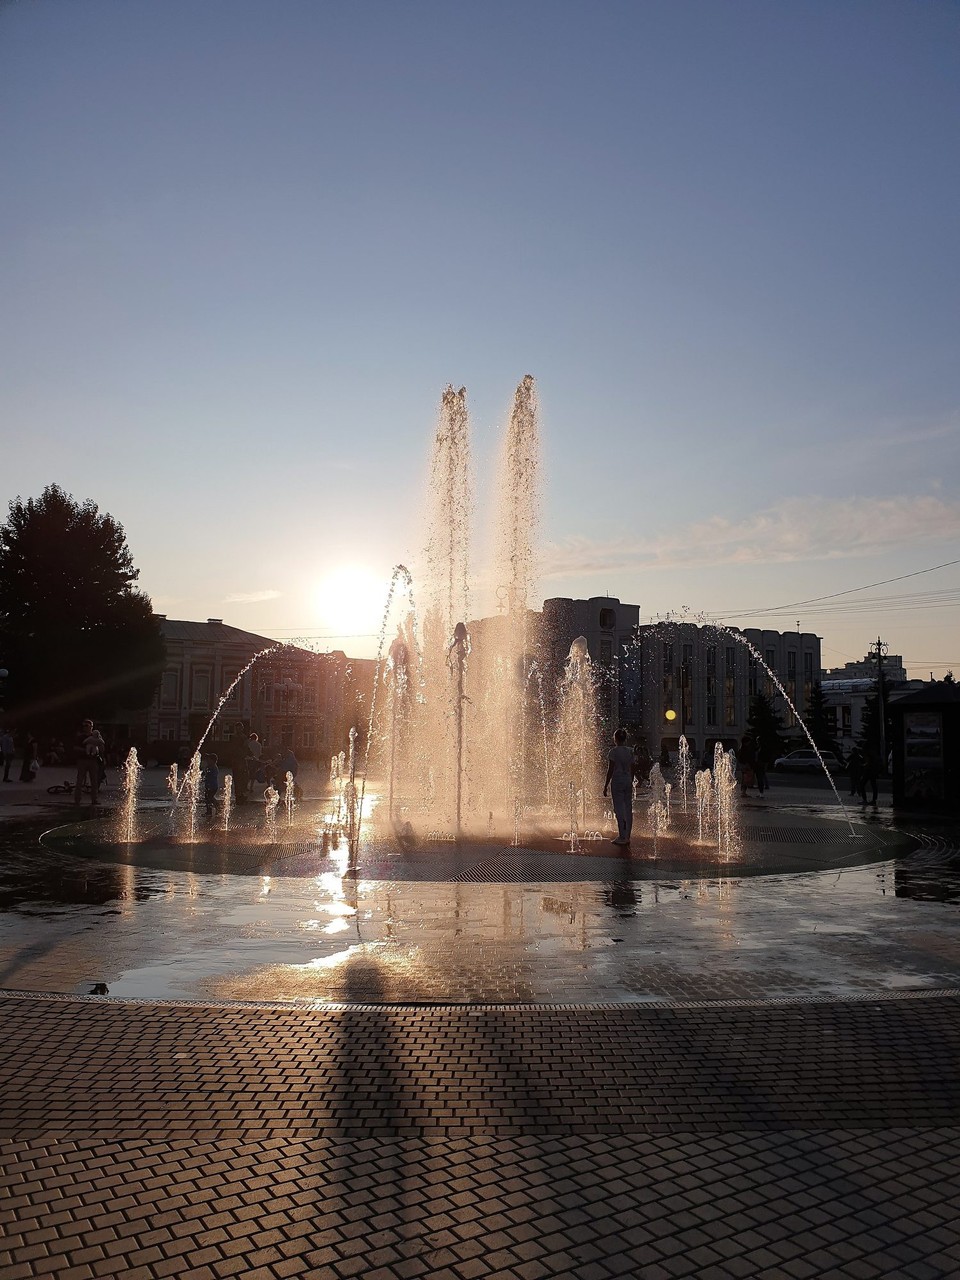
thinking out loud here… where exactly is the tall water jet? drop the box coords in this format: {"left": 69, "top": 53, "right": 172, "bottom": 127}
{"left": 449, "top": 622, "right": 470, "bottom": 840}
{"left": 117, "top": 747, "right": 142, "bottom": 844}
{"left": 220, "top": 772, "right": 234, "bottom": 832}
{"left": 481, "top": 374, "right": 541, "bottom": 810}
{"left": 714, "top": 744, "right": 740, "bottom": 861}
{"left": 418, "top": 387, "right": 472, "bottom": 829}
{"left": 676, "top": 736, "right": 691, "bottom": 812}
{"left": 183, "top": 754, "right": 202, "bottom": 843}
{"left": 695, "top": 768, "right": 713, "bottom": 842}
{"left": 554, "top": 637, "right": 600, "bottom": 828}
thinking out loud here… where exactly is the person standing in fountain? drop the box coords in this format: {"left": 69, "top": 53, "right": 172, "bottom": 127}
{"left": 201, "top": 753, "right": 220, "bottom": 820}
{"left": 604, "top": 729, "right": 638, "bottom": 847}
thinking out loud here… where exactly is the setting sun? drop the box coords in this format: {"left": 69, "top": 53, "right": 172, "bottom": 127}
{"left": 312, "top": 566, "right": 390, "bottom": 639}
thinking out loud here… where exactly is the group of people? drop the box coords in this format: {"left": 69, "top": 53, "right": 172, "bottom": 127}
{"left": 232, "top": 731, "right": 300, "bottom": 804}
{"left": 845, "top": 743, "right": 881, "bottom": 808}
{"left": 1, "top": 728, "right": 41, "bottom": 784}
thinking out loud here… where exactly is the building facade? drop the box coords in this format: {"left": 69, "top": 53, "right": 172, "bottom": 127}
{"left": 139, "top": 618, "right": 375, "bottom": 765}
{"left": 535, "top": 598, "right": 822, "bottom": 758}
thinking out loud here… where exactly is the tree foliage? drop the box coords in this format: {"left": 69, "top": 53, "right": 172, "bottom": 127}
{"left": 0, "top": 484, "right": 165, "bottom": 728}
{"left": 804, "top": 681, "right": 842, "bottom": 758}
{"left": 746, "top": 691, "right": 787, "bottom": 764}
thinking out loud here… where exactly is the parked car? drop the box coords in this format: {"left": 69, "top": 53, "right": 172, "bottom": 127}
{"left": 773, "top": 748, "right": 844, "bottom": 774}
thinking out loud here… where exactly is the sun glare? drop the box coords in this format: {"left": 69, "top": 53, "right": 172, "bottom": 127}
{"left": 313, "top": 566, "right": 389, "bottom": 639}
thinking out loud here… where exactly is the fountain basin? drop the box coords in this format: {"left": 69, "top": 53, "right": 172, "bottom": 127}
{"left": 40, "top": 805, "right": 915, "bottom": 881}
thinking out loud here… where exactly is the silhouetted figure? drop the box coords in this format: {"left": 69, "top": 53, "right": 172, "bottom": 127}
{"left": 604, "top": 728, "right": 638, "bottom": 846}
{"left": 74, "top": 719, "right": 103, "bottom": 806}
{"left": 847, "top": 745, "right": 864, "bottom": 798}
{"left": 859, "top": 745, "right": 880, "bottom": 808}
{"left": 202, "top": 753, "right": 220, "bottom": 819}
{"left": 738, "top": 735, "right": 757, "bottom": 796}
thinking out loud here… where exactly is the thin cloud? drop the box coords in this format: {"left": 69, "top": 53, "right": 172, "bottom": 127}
{"left": 223, "top": 589, "right": 282, "bottom": 604}
{"left": 542, "top": 495, "right": 960, "bottom": 578}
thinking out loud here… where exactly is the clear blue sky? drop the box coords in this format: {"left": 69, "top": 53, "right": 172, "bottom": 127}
{"left": 2, "top": 0, "right": 958, "bottom": 674}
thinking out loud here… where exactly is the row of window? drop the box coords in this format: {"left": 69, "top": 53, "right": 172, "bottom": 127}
{"left": 160, "top": 669, "right": 323, "bottom": 712}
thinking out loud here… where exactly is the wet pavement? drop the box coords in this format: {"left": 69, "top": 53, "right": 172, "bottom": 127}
{"left": 0, "top": 798, "right": 957, "bottom": 1004}
{"left": 3, "top": 784, "right": 960, "bottom": 1278}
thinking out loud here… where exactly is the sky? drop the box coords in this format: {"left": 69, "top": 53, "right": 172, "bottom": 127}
{"left": 2, "top": 0, "right": 958, "bottom": 677}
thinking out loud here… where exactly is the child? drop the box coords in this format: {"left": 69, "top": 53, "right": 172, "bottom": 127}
{"left": 201, "top": 753, "right": 220, "bottom": 819}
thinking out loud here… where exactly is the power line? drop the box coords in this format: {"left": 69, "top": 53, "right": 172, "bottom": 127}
{"left": 711, "top": 557, "right": 960, "bottom": 620}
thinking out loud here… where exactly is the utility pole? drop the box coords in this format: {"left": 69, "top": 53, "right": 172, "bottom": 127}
{"left": 869, "top": 636, "right": 889, "bottom": 770}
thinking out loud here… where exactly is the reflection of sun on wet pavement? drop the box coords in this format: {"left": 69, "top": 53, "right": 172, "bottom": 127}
{"left": 197, "top": 938, "right": 539, "bottom": 1004}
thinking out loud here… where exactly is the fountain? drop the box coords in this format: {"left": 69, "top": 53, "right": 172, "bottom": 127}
{"left": 41, "top": 374, "right": 910, "bottom": 882}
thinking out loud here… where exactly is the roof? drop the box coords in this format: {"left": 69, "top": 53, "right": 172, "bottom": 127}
{"left": 159, "top": 618, "right": 280, "bottom": 649}
{"left": 889, "top": 682, "right": 960, "bottom": 709}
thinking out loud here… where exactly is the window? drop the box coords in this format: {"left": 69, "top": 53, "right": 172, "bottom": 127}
{"left": 301, "top": 730, "right": 315, "bottom": 748}
{"left": 599, "top": 638, "right": 613, "bottom": 662}
{"left": 223, "top": 671, "right": 239, "bottom": 702}
{"left": 160, "top": 670, "right": 179, "bottom": 708}
{"left": 706, "top": 646, "right": 716, "bottom": 697}
{"left": 748, "top": 658, "right": 758, "bottom": 697}
{"left": 599, "top": 608, "right": 616, "bottom": 629}
{"left": 192, "top": 671, "right": 210, "bottom": 709}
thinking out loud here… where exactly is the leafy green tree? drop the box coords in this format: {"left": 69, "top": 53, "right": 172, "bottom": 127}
{"left": 0, "top": 484, "right": 165, "bottom": 729}
{"left": 804, "top": 681, "right": 842, "bottom": 758}
{"left": 747, "top": 691, "right": 787, "bottom": 765}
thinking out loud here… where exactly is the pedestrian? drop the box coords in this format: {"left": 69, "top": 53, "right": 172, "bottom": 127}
{"left": 603, "top": 728, "right": 638, "bottom": 847}
{"left": 201, "top": 753, "right": 220, "bottom": 819}
{"left": 74, "top": 717, "right": 104, "bottom": 807}
{"left": 1, "top": 727, "right": 14, "bottom": 782}
{"left": 846, "top": 745, "right": 864, "bottom": 798}
{"left": 859, "top": 744, "right": 880, "bottom": 808}
{"left": 738, "top": 734, "right": 757, "bottom": 796}
{"left": 754, "top": 742, "right": 768, "bottom": 797}
{"left": 19, "top": 734, "right": 39, "bottom": 783}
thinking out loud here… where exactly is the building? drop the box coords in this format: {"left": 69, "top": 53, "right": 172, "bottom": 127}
{"left": 820, "top": 653, "right": 920, "bottom": 759}
{"left": 633, "top": 622, "right": 821, "bottom": 758}
{"left": 539, "top": 596, "right": 641, "bottom": 726}
{"left": 121, "top": 617, "right": 375, "bottom": 766}
{"left": 535, "top": 597, "right": 821, "bottom": 759}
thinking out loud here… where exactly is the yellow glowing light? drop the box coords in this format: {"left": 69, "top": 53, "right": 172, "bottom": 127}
{"left": 664, "top": 709, "right": 677, "bottom": 721}
{"left": 312, "top": 566, "right": 389, "bottom": 638}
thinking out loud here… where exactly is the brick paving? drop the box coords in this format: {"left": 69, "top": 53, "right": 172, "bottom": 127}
{"left": 3, "top": 992, "right": 960, "bottom": 1277}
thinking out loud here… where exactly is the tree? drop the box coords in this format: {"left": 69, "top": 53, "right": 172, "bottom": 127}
{"left": 804, "top": 681, "right": 842, "bottom": 758}
{"left": 746, "top": 691, "right": 787, "bottom": 765}
{"left": 944, "top": 671, "right": 956, "bottom": 685}
{"left": 0, "top": 484, "right": 165, "bottom": 729}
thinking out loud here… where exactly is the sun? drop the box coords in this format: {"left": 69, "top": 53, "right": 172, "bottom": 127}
{"left": 312, "top": 566, "right": 390, "bottom": 640}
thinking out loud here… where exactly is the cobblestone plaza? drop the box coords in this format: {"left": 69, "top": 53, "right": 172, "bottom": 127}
{"left": 2, "top": 772, "right": 960, "bottom": 1278}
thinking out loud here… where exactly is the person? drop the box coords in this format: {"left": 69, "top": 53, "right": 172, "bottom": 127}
{"left": 859, "top": 744, "right": 880, "bottom": 808}
{"left": 634, "top": 743, "right": 652, "bottom": 785}
{"left": 74, "top": 718, "right": 104, "bottom": 807}
{"left": 738, "top": 735, "right": 757, "bottom": 796}
{"left": 242, "top": 731, "right": 263, "bottom": 799}
{"left": 603, "top": 728, "right": 638, "bottom": 847}
{"left": 846, "top": 745, "right": 864, "bottom": 799}
{"left": 201, "top": 753, "right": 220, "bottom": 819}
{"left": 276, "top": 746, "right": 298, "bottom": 781}
{"left": 19, "top": 734, "right": 39, "bottom": 783}
{"left": 1, "top": 728, "right": 14, "bottom": 782}
{"left": 753, "top": 741, "right": 768, "bottom": 797}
